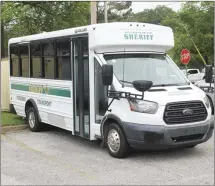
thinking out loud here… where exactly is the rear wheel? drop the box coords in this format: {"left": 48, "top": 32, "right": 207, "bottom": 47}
{"left": 104, "top": 123, "right": 129, "bottom": 158}
{"left": 27, "top": 107, "right": 41, "bottom": 132}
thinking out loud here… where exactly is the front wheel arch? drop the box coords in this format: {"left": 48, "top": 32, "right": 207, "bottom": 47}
{"left": 25, "top": 99, "right": 41, "bottom": 121}
{"left": 100, "top": 114, "right": 127, "bottom": 139}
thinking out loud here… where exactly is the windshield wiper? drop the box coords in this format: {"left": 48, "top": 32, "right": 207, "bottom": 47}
{"left": 119, "top": 80, "right": 132, "bottom": 84}
{"left": 119, "top": 81, "right": 190, "bottom": 87}
{"left": 152, "top": 82, "right": 190, "bottom": 87}
{"left": 152, "top": 83, "right": 180, "bottom": 87}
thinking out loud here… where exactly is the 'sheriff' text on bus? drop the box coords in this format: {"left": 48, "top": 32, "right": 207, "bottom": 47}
{"left": 29, "top": 84, "right": 49, "bottom": 94}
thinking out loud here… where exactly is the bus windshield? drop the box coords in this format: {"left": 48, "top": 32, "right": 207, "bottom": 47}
{"left": 104, "top": 53, "right": 189, "bottom": 87}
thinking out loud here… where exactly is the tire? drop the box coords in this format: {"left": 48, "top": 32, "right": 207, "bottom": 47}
{"left": 26, "top": 107, "right": 41, "bottom": 132}
{"left": 104, "top": 123, "right": 129, "bottom": 158}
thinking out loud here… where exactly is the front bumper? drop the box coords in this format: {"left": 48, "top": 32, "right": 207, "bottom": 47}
{"left": 123, "top": 117, "right": 214, "bottom": 150}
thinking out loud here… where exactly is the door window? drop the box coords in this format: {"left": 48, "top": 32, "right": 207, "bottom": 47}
{"left": 73, "top": 37, "right": 90, "bottom": 137}
{"left": 56, "top": 39, "right": 71, "bottom": 80}
{"left": 94, "top": 58, "right": 108, "bottom": 123}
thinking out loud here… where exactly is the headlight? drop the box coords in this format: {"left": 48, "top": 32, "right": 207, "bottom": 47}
{"left": 204, "top": 95, "right": 210, "bottom": 108}
{"left": 129, "top": 100, "right": 158, "bottom": 114}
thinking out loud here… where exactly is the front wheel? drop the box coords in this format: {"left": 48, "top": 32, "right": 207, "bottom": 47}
{"left": 104, "top": 123, "right": 129, "bottom": 158}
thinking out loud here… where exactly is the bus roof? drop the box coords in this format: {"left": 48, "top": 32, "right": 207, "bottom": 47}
{"left": 8, "top": 22, "right": 173, "bottom": 44}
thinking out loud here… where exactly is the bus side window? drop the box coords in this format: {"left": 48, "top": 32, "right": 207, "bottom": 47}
{"left": 20, "top": 44, "right": 29, "bottom": 77}
{"left": 56, "top": 39, "right": 71, "bottom": 80}
{"left": 42, "top": 41, "right": 55, "bottom": 79}
{"left": 10, "top": 45, "right": 19, "bottom": 76}
{"left": 94, "top": 58, "right": 108, "bottom": 123}
{"left": 31, "top": 43, "right": 42, "bottom": 78}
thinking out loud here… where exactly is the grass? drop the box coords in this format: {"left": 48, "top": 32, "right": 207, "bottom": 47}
{"left": 1, "top": 112, "right": 26, "bottom": 126}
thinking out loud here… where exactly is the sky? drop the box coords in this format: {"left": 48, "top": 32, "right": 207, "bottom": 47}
{"left": 131, "top": 2, "right": 184, "bottom": 13}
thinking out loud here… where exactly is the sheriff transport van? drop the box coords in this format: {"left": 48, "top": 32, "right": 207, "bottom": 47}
{"left": 9, "top": 22, "right": 214, "bottom": 158}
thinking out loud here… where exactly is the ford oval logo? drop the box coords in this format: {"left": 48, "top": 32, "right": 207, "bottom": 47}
{"left": 182, "top": 108, "right": 193, "bottom": 115}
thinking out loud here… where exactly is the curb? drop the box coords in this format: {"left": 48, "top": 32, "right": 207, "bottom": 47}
{"left": 1, "top": 124, "right": 28, "bottom": 134}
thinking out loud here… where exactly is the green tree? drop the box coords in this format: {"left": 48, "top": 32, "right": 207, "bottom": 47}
{"left": 97, "top": 1, "right": 132, "bottom": 23}
{"left": 131, "top": 5, "right": 176, "bottom": 24}
{"left": 173, "top": 2, "right": 214, "bottom": 67}
{"left": 1, "top": 1, "right": 90, "bottom": 54}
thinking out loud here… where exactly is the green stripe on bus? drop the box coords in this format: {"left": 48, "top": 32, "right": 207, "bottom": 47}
{"left": 11, "top": 83, "right": 71, "bottom": 98}
{"left": 49, "top": 89, "right": 71, "bottom": 97}
{"left": 11, "top": 84, "right": 29, "bottom": 91}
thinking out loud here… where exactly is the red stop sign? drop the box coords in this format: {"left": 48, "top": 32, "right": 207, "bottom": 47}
{"left": 180, "top": 49, "right": 191, "bottom": 65}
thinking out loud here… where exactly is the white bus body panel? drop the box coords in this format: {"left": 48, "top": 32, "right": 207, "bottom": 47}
{"left": 10, "top": 77, "right": 74, "bottom": 132}
{"left": 89, "top": 22, "right": 174, "bottom": 53}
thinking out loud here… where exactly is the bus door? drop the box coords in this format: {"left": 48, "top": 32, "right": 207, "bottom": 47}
{"left": 72, "top": 36, "right": 90, "bottom": 139}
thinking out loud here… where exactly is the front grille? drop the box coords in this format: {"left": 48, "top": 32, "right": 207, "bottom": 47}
{"left": 164, "top": 101, "right": 208, "bottom": 124}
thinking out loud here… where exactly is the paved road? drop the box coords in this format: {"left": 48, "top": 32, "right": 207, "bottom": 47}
{"left": 1, "top": 127, "right": 214, "bottom": 185}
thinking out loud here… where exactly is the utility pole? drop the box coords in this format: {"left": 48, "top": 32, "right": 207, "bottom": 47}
{"left": 1, "top": 25, "right": 5, "bottom": 59}
{"left": 0, "top": 1, "right": 5, "bottom": 59}
{"left": 91, "top": 1, "right": 97, "bottom": 24}
{"left": 104, "top": 2, "right": 108, "bottom": 23}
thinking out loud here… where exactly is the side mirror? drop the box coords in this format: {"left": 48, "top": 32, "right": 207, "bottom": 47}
{"left": 102, "top": 64, "right": 113, "bottom": 86}
{"left": 205, "top": 65, "right": 213, "bottom": 83}
{"left": 132, "top": 80, "right": 153, "bottom": 92}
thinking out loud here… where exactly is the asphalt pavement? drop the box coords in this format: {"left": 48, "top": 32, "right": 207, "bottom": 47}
{"left": 1, "top": 127, "right": 214, "bottom": 185}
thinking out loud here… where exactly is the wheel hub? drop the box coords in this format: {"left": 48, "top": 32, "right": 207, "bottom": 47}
{"left": 107, "top": 129, "right": 120, "bottom": 153}
{"left": 28, "top": 111, "right": 35, "bottom": 128}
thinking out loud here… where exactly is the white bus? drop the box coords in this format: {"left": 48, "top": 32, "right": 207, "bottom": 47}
{"left": 9, "top": 22, "right": 214, "bottom": 158}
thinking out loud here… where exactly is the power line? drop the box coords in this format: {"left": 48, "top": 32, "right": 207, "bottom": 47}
{"left": 166, "top": 2, "right": 180, "bottom": 6}
{"left": 155, "top": 7, "right": 209, "bottom": 65}
{"left": 166, "top": 9, "right": 208, "bottom": 65}
{"left": 162, "top": 2, "right": 183, "bottom": 8}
